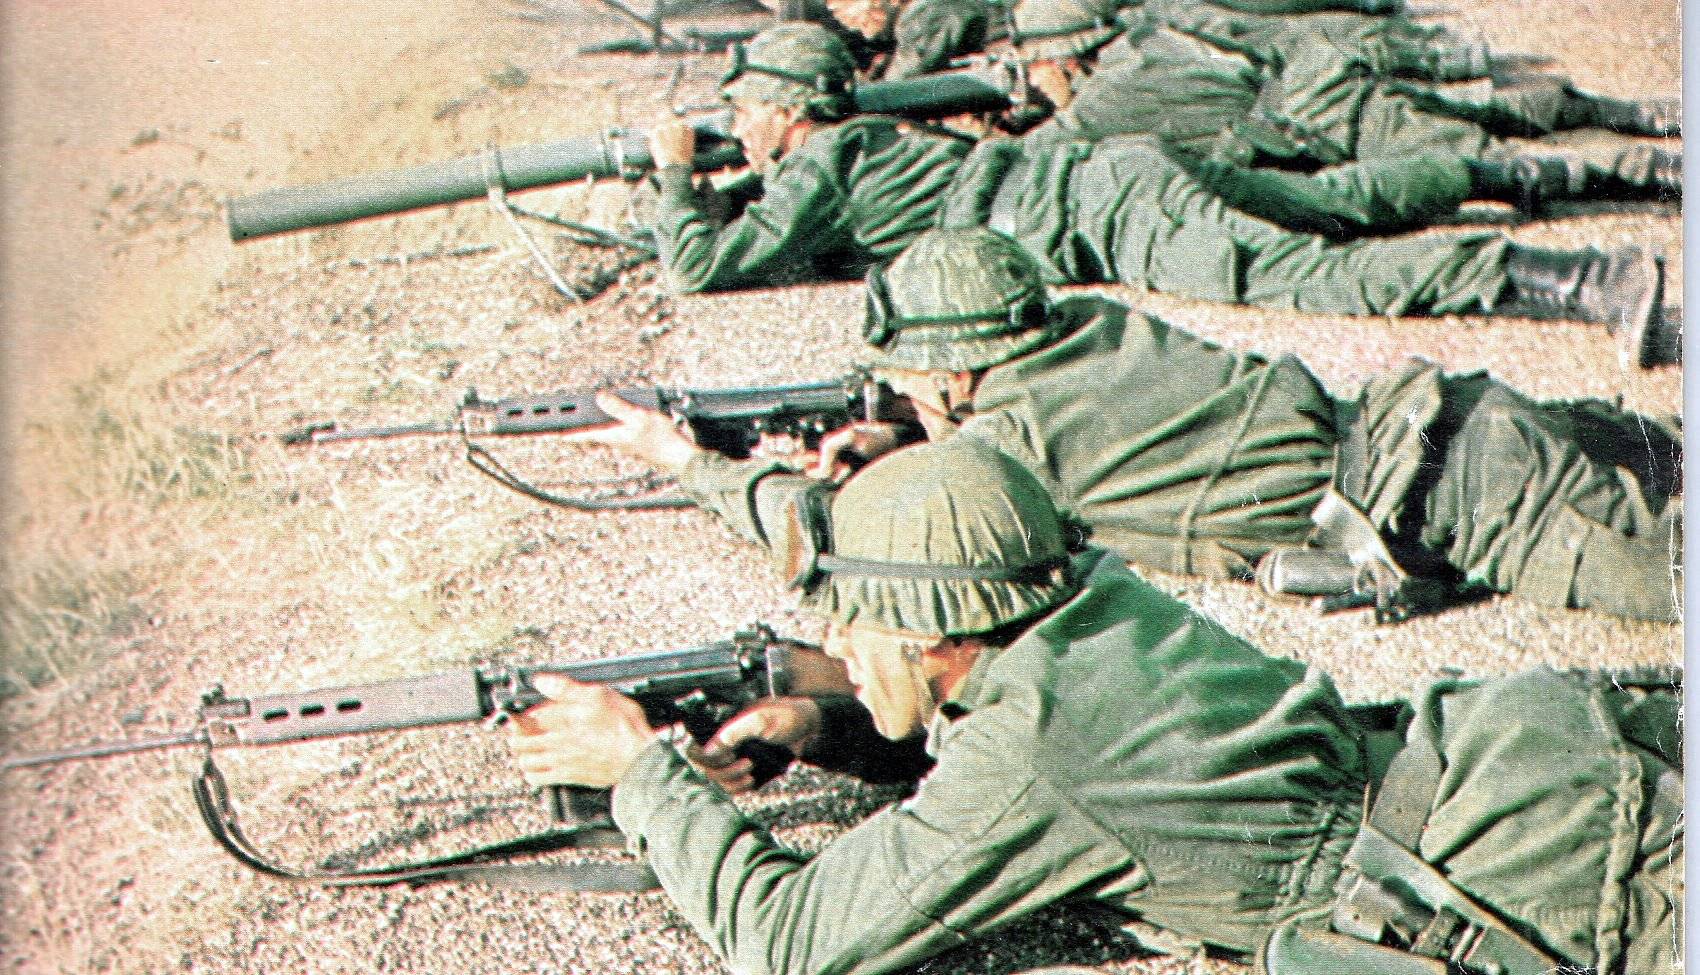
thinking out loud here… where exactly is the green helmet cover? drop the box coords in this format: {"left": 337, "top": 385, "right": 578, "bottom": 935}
{"left": 860, "top": 227, "right": 1057, "bottom": 373}
{"left": 1010, "top": 0, "right": 1121, "bottom": 63}
{"left": 799, "top": 438, "right": 1079, "bottom": 636}
{"left": 720, "top": 24, "right": 858, "bottom": 119}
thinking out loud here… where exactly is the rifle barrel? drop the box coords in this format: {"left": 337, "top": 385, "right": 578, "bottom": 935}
{"left": 2, "top": 730, "right": 209, "bottom": 772}
{"left": 297, "top": 421, "right": 463, "bottom": 444}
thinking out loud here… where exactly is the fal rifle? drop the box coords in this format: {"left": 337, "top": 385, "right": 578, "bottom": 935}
{"left": 282, "top": 374, "right": 918, "bottom": 511}
{"left": 3, "top": 625, "right": 851, "bottom": 890}
{"left": 577, "top": 25, "right": 761, "bottom": 55}
{"left": 225, "top": 62, "right": 1023, "bottom": 241}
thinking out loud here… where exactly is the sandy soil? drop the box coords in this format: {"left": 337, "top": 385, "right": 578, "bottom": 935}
{"left": 0, "top": 0, "right": 1683, "bottom": 972}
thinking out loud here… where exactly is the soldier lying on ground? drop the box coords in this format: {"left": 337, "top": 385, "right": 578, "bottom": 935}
{"left": 644, "top": 25, "right": 1669, "bottom": 358}
{"left": 1006, "top": 0, "right": 1680, "bottom": 206}
{"left": 813, "top": 0, "right": 1422, "bottom": 81}
{"left": 803, "top": 0, "right": 1007, "bottom": 79}
{"left": 506, "top": 436, "right": 1682, "bottom": 975}
{"left": 563, "top": 228, "right": 1681, "bottom": 622}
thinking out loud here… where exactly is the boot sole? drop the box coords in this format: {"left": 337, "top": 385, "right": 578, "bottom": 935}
{"left": 1619, "top": 251, "right": 1666, "bottom": 369}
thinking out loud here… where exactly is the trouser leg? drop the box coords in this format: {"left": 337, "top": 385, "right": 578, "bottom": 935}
{"left": 1413, "top": 670, "right": 1683, "bottom": 970}
{"left": 1378, "top": 75, "right": 1681, "bottom": 139}
{"left": 1419, "top": 381, "right": 1682, "bottom": 620}
{"left": 1060, "top": 143, "right": 1511, "bottom": 315}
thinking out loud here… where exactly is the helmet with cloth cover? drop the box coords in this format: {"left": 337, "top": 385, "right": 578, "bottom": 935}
{"left": 1008, "top": 0, "right": 1123, "bottom": 63}
{"left": 719, "top": 23, "right": 858, "bottom": 120}
{"left": 781, "top": 437, "right": 1080, "bottom": 636}
{"left": 859, "top": 227, "right": 1059, "bottom": 373}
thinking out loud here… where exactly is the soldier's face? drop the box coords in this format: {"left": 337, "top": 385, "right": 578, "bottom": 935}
{"left": 826, "top": 0, "right": 897, "bottom": 39}
{"left": 872, "top": 367, "right": 968, "bottom": 438}
{"left": 825, "top": 622, "right": 942, "bottom": 740}
{"left": 732, "top": 101, "right": 804, "bottom": 174}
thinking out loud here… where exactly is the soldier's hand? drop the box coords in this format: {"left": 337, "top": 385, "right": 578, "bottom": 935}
{"left": 686, "top": 697, "right": 823, "bottom": 793}
{"left": 650, "top": 119, "right": 698, "bottom": 169}
{"left": 507, "top": 675, "right": 660, "bottom": 789}
{"left": 560, "top": 391, "right": 702, "bottom": 473}
{"left": 811, "top": 421, "right": 908, "bottom": 480}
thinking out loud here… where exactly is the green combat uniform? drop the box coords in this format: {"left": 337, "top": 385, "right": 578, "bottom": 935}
{"left": 653, "top": 116, "right": 969, "bottom": 292}
{"left": 662, "top": 24, "right": 1667, "bottom": 357}
{"left": 874, "top": 0, "right": 1413, "bottom": 81}
{"left": 1013, "top": 0, "right": 1679, "bottom": 201}
{"left": 938, "top": 135, "right": 1509, "bottom": 315}
{"left": 609, "top": 439, "right": 1681, "bottom": 975}
{"left": 657, "top": 108, "right": 1505, "bottom": 310}
{"left": 960, "top": 303, "right": 1679, "bottom": 619}
{"left": 886, "top": 0, "right": 1007, "bottom": 78}
{"left": 857, "top": 230, "right": 1679, "bottom": 619}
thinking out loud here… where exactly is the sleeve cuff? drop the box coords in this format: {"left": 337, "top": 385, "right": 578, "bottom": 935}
{"left": 611, "top": 737, "right": 700, "bottom": 850}
{"left": 657, "top": 164, "right": 697, "bottom": 205}
{"left": 678, "top": 450, "right": 772, "bottom": 500}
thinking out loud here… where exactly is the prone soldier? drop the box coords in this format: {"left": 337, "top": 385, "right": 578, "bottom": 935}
{"left": 1006, "top": 0, "right": 1681, "bottom": 204}
{"left": 507, "top": 436, "right": 1682, "bottom": 975}
{"left": 565, "top": 227, "right": 1682, "bottom": 622}
{"left": 646, "top": 25, "right": 1671, "bottom": 363}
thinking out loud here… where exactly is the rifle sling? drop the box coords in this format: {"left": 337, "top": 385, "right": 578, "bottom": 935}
{"left": 463, "top": 439, "right": 695, "bottom": 511}
{"left": 191, "top": 756, "right": 660, "bottom": 892}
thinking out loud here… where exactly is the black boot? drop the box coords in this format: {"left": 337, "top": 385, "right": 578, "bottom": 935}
{"left": 1498, "top": 244, "right": 1664, "bottom": 365}
{"left": 1468, "top": 155, "right": 1576, "bottom": 213}
{"left": 1559, "top": 89, "right": 1681, "bottom": 136}
{"left": 1472, "top": 147, "right": 1681, "bottom": 213}
{"left": 1600, "top": 144, "right": 1683, "bottom": 201}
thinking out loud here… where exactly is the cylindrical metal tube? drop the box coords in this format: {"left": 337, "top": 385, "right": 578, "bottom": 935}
{"left": 226, "top": 65, "right": 1018, "bottom": 242}
{"left": 228, "top": 133, "right": 743, "bottom": 242}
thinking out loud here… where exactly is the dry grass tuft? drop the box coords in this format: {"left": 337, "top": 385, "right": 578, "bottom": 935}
{"left": 22, "top": 376, "right": 251, "bottom": 509}
{"left": 0, "top": 557, "right": 141, "bottom": 696}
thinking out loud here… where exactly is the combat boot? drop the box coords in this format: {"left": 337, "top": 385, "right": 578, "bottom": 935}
{"left": 1628, "top": 311, "right": 1682, "bottom": 369}
{"left": 1472, "top": 147, "right": 1681, "bottom": 212}
{"left": 1560, "top": 89, "right": 1681, "bottom": 137}
{"left": 1497, "top": 244, "right": 1664, "bottom": 367}
{"left": 1468, "top": 155, "right": 1577, "bottom": 213}
{"left": 1602, "top": 144, "right": 1683, "bottom": 201}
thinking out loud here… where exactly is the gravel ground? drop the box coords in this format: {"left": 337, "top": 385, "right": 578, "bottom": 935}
{"left": 0, "top": 0, "right": 1681, "bottom": 972}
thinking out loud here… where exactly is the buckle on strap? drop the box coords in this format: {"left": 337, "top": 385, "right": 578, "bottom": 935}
{"left": 1331, "top": 825, "right": 1561, "bottom": 975}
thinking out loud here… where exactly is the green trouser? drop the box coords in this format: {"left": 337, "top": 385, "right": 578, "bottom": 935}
{"left": 1284, "top": 81, "right": 1670, "bottom": 194}
{"left": 1343, "top": 363, "right": 1682, "bottom": 621}
{"left": 1149, "top": 4, "right": 1490, "bottom": 81}
{"left": 990, "top": 139, "right": 1510, "bottom": 315}
{"left": 1421, "top": 380, "right": 1682, "bottom": 621}
{"left": 1410, "top": 670, "right": 1680, "bottom": 971}
{"left": 1267, "top": 669, "right": 1682, "bottom": 974}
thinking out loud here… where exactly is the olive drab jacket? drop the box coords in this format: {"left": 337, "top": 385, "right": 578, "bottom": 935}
{"left": 613, "top": 550, "right": 1372, "bottom": 972}
{"left": 651, "top": 112, "right": 1493, "bottom": 300}
{"left": 886, "top": 0, "right": 1005, "bottom": 78}
{"left": 956, "top": 297, "right": 1336, "bottom": 578}
{"left": 652, "top": 117, "right": 969, "bottom": 293}
{"left": 608, "top": 545, "right": 1681, "bottom": 974}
